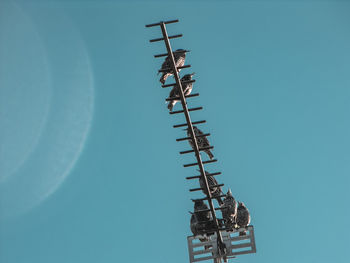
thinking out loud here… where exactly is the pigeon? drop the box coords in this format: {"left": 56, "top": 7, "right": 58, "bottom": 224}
{"left": 197, "top": 169, "right": 223, "bottom": 205}
{"left": 167, "top": 73, "right": 195, "bottom": 111}
{"left": 220, "top": 189, "right": 237, "bottom": 230}
{"left": 235, "top": 202, "right": 251, "bottom": 236}
{"left": 159, "top": 49, "right": 186, "bottom": 84}
{"left": 186, "top": 126, "right": 214, "bottom": 159}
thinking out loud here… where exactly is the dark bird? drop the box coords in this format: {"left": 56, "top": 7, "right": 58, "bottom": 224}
{"left": 190, "top": 200, "right": 215, "bottom": 244}
{"left": 191, "top": 211, "right": 224, "bottom": 263}
{"left": 167, "top": 73, "right": 195, "bottom": 111}
{"left": 235, "top": 202, "right": 251, "bottom": 236}
{"left": 190, "top": 213, "right": 208, "bottom": 238}
{"left": 186, "top": 126, "right": 214, "bottom": 159}
{"left": 197, "top": 169, "right": 223, "bottom": 205}
{"left": 159, "top": 49, "right": 186, "bottom": 84}
{"left": 190, "top": 212, "right": 211, "bottom": 249}
{"left": 220, "top": 189, "right": 237, "bottom": 230}
{"left": 194, "top": 199, "right": 211, "bottom": 222}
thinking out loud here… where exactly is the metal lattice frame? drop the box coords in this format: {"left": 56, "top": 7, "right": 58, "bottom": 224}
{"left": 146, "top": 19, "right": 256, "bottom": 263}
{"left": 188, "top": 226, "right": 256, "bottom": 262}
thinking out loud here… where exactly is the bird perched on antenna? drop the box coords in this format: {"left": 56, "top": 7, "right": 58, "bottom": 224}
{"left": 159, "top": 49, "right": 186, "bottom": 84}
{"left": 197, "top": 169, "right": 223, "bottom": 205}
{"left": 190, "top": 201, "right": 222, "bottom": 261}
{"left": 186, "top": 126, "right": 214, "bottom": 160}
{"left": 190, "top": 212, "right": 214, "bottom": 251}
{"left": 220, "top": 189, "right": 237, "bottom": 230}
{"left": 235, "top": 202, "right": 251, "bottom": 236}
{"left": 194, "top": 199, "right": 211, "bottom": 222}
{"left": 190, "top": 200, "right": 214, "bottom": 237}
{"left": 167, "top": 73, "right": 195, "bottom": 112}
{"left": 190, "top": 213, "right": 209, "bottom": 243}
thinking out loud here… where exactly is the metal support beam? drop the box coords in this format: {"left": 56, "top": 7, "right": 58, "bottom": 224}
{"left": 189, "top": 183, "right": 224, "bottom": 192}
{"left": 170, "top": 107, "right": 202, "bottom": 115}
{"left": 158, "top": 22, "right": 225, "bottom": 254}
{"left": 154, "top": 49, "right": 190, "bottom": 58}
{"left": 162, "top": 79, "right": 196, "bottom": 88}
{"left": 166, "top": 93, "right": 199, "bottom": 101}
{"left": 150, "top": 34, "right": 182, "bottom": 42}
{"left": 176, "top": 133, "right": 210, "bottom": 142}
{"left": 158, "top": 64, "right": 191, "bottom": 73}
{"left": 180, "top": 146, "right": 214, "bottom": 155}
{"left": 173, "top": 120, "right": 206, "bottom": 128}
{"left": 183, "top": 159, "right": 217, "bottom": 168}
{"left": 186, "top": 172, "right": 221, "bottom": 180}
{"left": 192, "top": 194, "right": 226, "bottom": 202}
{"left": 145, "top": 19, "right": 179, "bottom": 28}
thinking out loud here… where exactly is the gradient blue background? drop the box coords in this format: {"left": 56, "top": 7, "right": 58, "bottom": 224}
{"left": 1, "top": 1, "right": 350, "bottom": 263}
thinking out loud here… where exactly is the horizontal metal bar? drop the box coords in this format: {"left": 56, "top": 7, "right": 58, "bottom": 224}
{"left": 231, "top": 249, "right": 255, "bottom": 256}
{"left": 184, "top": 159, "right": 217, "bottom": 168}
{"left": 162, "top": 79, "right": 196, "bottom": 88}
{"left": 191, "top": 194, "right": 226, "bottom": 202}
{"left": 231, "top": 243, "right": 252, "bottom": 249}
{"left": 230, "top": 235, "right": 251, "bottom": 242}
{"left": 173, "top": 120, "right": 206, "bottom": 128}
{"left": 186, "top": 172, "right": 221, "bottom": 180}
{"left": 176, "top": 133, "right": 209, "bottom": 142}
{"left": 192, "top": 247, "right": 213, "bottom": 256}
{"left": 213, "top": 207, "right": 225, "bottom": 211}
{"left": 190, "top": 240, "right": 213, "bottom": 248}
{"left": 218, "top": 226, "right": 236, "bottom": 232}
{"left": 154, "top": 49, "right": 190, "bottom": 58}
{"left": 145, "top": 19, "right": 179, "bottom": 28}
{"left": 158, "top": 64, "right": 190, "bottom": 73}
{"left": 194, "top": 207, "right": 226, "bottom": 214}
{"left": 170, "top": 107, "right": 202, "bottom": 115}
{"left": 166, "top": 93, "right": 199, "bottom": 101}
{"left": 180, "top": 146, "right": 214, "bottom": 155}
{"left": 189, "top": 183, "right": 224, "bottom": 192}
{"left": 218, "top": 226, "right": 254, "bottom": 234}
{"left": 150, "top": 34, "right": 182, "bottom": 42}
{"left": 192, "top": 255, "right": 214, "bottom": 262}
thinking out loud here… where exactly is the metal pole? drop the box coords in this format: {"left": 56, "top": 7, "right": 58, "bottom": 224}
{"left": 159, "top": 22, "right": 226, "bottom": 256}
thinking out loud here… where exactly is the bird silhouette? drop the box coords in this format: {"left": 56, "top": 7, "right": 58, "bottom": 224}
{"left": 190, "top": 201, "right": 219, "bottom": 259}
{"left": 235, "top": 202, "right": 251, "bottom": 236}
{"left": 197, "top": 169, "right": 223, "bottom": 205}
{"left": 194, "top": 199, "right": 211, "bottom": 222}
{"left": 190, "top": 213, "right": 208, "bottom": 238}
{"left": 220, "top": 189, "right": 237, "bottom": 230}
{"left": 186, "top": 126, "right": 214, "bottom": 159}
{"left": 189, "top": 212, "right": 213, "bottom": 251}
{"left": 167, "top": 73, "right": 195, "bottom": 111}
{"left": 159, "top": 49, "right": 186, "bottom": 84}
{"left": 190, "top": 200, "right": 215, "bottom": 238}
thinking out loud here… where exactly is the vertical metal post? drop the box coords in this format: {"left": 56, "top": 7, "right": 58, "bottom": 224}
{"left": 159, "top": 22, "right": 225, "bottom": 256}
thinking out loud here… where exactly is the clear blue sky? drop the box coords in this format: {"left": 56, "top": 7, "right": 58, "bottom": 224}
{"left": 1, "top": 1, "right": 350, "bottom": 263}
